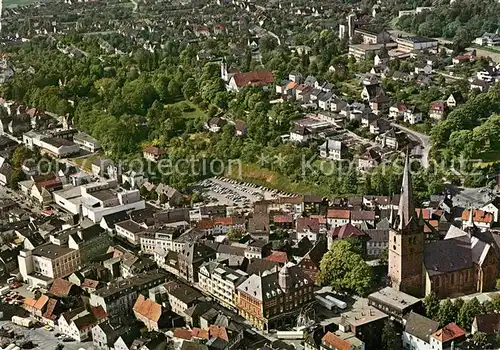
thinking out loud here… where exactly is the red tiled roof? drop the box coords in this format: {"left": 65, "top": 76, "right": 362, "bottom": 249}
{"left": 265, "top": 251, "right": 288, "bottom": 264}
{"left": 273, "top": 214, "right": 293, "bottom": 223}
{"left": 416, "top": 208, "right": 432, "bottom": 220}
{"left": 48, "top": 278, "right": 74, "bottom": 297}
{"left": 81, "top": 279, "right": 99, "bottom": 289}
{"left": 330, "top": 223, "right": 367, "bottom": 239}
{"left": 209, "top": 325, "right": 229, "bottom": 342}
{"left": 91, "top": 306, "right": 108, "bottom": 321}
{"left": 327, "top": 209, "right": 350, "bottom": 219}
{"left": 192, "top": 328, "right": 209, "bottom": 339}
{"left": 430, "top": 101, "right": 445, "bottom": 111}
{"left": 296, "top": 217, "right": 320, "bottom": 233}
{"left": 322, "top": 332, "right": 351, "bottom": 350}
{"left": 197, "top": 219, "right": 215, "bottom": 230}
{"left": 133, "top": 295, "right": 162, "bottom": 322}
{"left": 33, "top": 294, "right": 49, "bottom": 310}
{"left": 431, "top": 323, "right": 465, "bottom": 343}
{"left": 310, "top": 215, "right": 327, "bottom": 224}
{"left": 215, "top": 217, "right": 243, "bottom": 226}
{"left": 142, "top": 145, "right": 166, "bottom": 156}
{"left": 42, "top": 298, "right": 58, "bottom": 320}
{"left": 173, "top": 328, "right": 193, "bottom": 340}
{"left": 232, "top": 71, "right": 274, "bottom": 88}
{"left": 461, "top": 209, "right": 494, "bottom": 224}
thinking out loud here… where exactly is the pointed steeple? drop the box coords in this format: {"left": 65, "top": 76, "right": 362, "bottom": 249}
{"left": 397, "top": 151, "right": 416, "bottom": 231}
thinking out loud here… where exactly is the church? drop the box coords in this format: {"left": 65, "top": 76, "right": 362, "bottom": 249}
{"left": 388, "top": 155, "right": 498, "bottom": 299}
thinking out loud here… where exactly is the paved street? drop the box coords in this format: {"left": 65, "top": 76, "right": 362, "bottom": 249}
{"left": 391, "top": 123, "right": 430, "bottom": 168}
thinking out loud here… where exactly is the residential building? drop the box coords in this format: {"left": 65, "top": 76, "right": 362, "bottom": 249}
{"left": 335, "top": 304, "right": 387, "bottom": 348}
{"left": 68, "top": 225, "right": 111, "bottom": 263}
{"left": 358, "top": 149, "right": 380, "bottom": 171}
{"left": 403, "top": 106, "right": 422, "bottom": 124}
{"left": 320, "top": 331, "right": 363, "bottom": 350}
{"left": 327, "top": 209, "right": 351, "bottom": 228}
{"left": 18, "top": 243, "right": 81, "bottom": 286}
{"left": 471, "top": 313, "right": 500, "bottom": 335}
{"left": 319, "top": 139, "right": 347, "bottom": 161}
{"left": 429, "top": 101, "right": 446, "bottom": 120}
{"left": 92, "top": 322, "right": 132, "bottom": 350}
{"left": 198, "top": 261, "right": 248, "bottom": 311}
{"left": 290, "top": 125, "right": 312, "bottom": 143}
{"left": 178, "top": 242, "right": 217, "bottom": 283}
{"left": 226, "top": 71, "right": 274, "bottom": 92}
{"left": 376, "top": 129, "right": 399, "bottom": 149}
{"left": 429, "top": 323, "right": 466, "bottom": 350}
{"left": 166, "top": 281, "right": 203, "bottom": 317}
{"left": 402, "top": 312, "right": 439, "bottom": 350}
{"left": 474, "top": 32, "right": 500, "bottom": 46}
{"left": 395, "top": 36, "right": 438, "bottom": 52}
{"left": 89, "top": 270, "right": 167, "bottom": 316}
{"left": 446, "top": 92, "right": 464, "bottom": 108}
{"left": 236, "top": 263, "right": 314, "bottom": 330}
{"left": 133, "top": 295, "right": 168, "bottom": 331}
{"left": 142, "top": 145, "right": 166, "bottom": 162}
{"left": 461, "top": 209, "right": 494, "bottom": 231}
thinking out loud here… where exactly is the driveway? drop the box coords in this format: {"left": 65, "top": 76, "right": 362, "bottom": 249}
{"left": 391, "top": 123, "right": 430, "bottom": 168}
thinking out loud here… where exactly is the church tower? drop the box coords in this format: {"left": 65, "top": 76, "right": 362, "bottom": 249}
{"left": 388, "top": 153, "right": 425, "bottom": 297}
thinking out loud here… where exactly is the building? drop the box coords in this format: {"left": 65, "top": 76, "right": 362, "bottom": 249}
{"left": 319, "top": 140, "right": 347, "bottom": 161}
{"left": 353, "top": 29, "right": 390, "bottom": 45}
{"left": 89, "top": 270, "right": 167, "bottom": 316}
{"left": 395, "top": 36, "right": 438, "bottom": 52}
{"left": 23, "top": 131, "right": 80, "bottom": 158}
{"left": 68, "top": 225, "right": 111, "bottom": 263}
{"left": 92, "top": 322, "right": 133, "bottom": 350}
{"left": 166, "top": 281, "right": 203, "bottom": 317}
{"left": 471, "top": 313, "right": 500, "bottom": 335}
{"left": 474, "top": 32, "right": 500, "bottom": 46}
{"left": 18, "top": 243, "right": 81, "bottom": 287}
{"left": 198, "top": 261, "right": 248, "bottom": 311}
{"left": 430, "top": 323, "right": 466, "bottom": 350}
{"left": 368, "top": 287, "right": 423, "bottom": 324}
{"left": 73, "top": 133, "right": 101, "bottom": 153}
{"left": 402, "top": 312, "right": 440, "bottom": 350}
{"left": 236, "top": 263, "right": 314, "bottom": 330}
{"left": 429, "top": 101, "right": 446, "bottom": 120}
{"left": 320, "top": 331, "right": 363, "bottom": 350}
{"left": 178, "top": 243, "right": 217, "bottom": 283}
{"left": 227, "top": 71, "right": 274, "bottom": 92}
{"left": 327, "top": 209, "right": 351, "bottom": 228}
{"left": 403, "top": 106, "right": 423, "bottom": 124}
{"left": 133, "top": 295, "right": 167, "bottom": 331}
{"left": 142, "top": 146, "right": 166, "bottom": 162}
{"left": 388, "top": 154, "right": 499, "bottom": 299}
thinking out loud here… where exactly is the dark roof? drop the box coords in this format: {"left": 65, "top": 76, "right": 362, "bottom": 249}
{"left": 474, "top": 313, "right": 500, "bottom": 334}
{"left": 180, "top": 242, "right": 217, "bottom": 264}
{"left": 33, "top": 243, "right": 75, "bottom": 259}
{"left": 405, "top": 312, "right": 440, "bottom": 342}
{"left": 168, "top": 282, "right": 203, "bottom": 304}
{"left": 245, "top": 258, "right": 280, "bottom": 275}
{"left": 101, "top": 210, "right": 129, "bottom": 228}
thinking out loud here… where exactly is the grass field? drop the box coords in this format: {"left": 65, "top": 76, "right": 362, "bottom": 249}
{"left": 69, "top": 153, "right": 102, "bottom": 172}
{"left": 226, "top": 162, "right": 332, "bottom": 196}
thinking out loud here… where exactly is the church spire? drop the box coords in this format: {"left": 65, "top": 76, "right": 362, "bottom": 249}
{"left": 398, "top": 151, "right": 416, "bottom": 231}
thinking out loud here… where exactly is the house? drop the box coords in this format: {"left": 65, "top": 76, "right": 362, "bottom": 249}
{"left": 0, "top": 162, "right": 13, "bottom": 187}
{"left": 206, "top": 117, "right": 227, "bottom": 133}
{"left": 304, "top": 75, "right": 317, "bottom": 86}
{"left": 391, "top": 71, "right": 411, "bottom": 82}
{"left": 142, "top": 146, "right": 166, "bottom": 162}
{"left": 235, "top": 120, "right": 247, "bottom": 136}
{"left": 395, "top": 36, "right": 438, "bottom": 52}
{"left": 452, "top": 50, "right": 476, "bottom": 65}
{"left": 92, "top": 322, "right": 133, "bottom": 350}
{"left": 374, "top": 51, "right": 389, "bottom": 66}
{"left": 446, "top": 92, "right": 464, "bottom": 108}
{"left": 471, "top": 313, "right": 500, "bottom": 335}
{"left": 318, "top": 92, "right": 335, "bottom": 111}
{"left": 289, "top": 71, "right": 303, "bottom": 83}
{"left": 290, "top": 125, "right": 312, "bottom": 143}
{"left": 358, "top": 149, "right": 381, "bottom": 171}
{"left": 320, "top": 331, "right": 361, "bottom": 350}
{"left": 227, "top": 71, "right": 274, "bottom": 92}
{"left": 429, "top": 323, "right": 466, "bottom": 350}
{"left": 236, "top": 263, "right": 314, "bottom": 330}
{"left": 48, "top": 278, "right": 80, "bottom": 298}
{"left": 353, "top": 29, "right": 391, "bottom": 44}
{"left": 296, "top": 217, "right": 320, "bottom": 242}
{"left": 402, "top": 312, "right": 440, "bottom": 350}
{"left": 376, "top": 129, "right": 399, "bottom": 149}
{"left": 166, "top": 281, "right": 203, "bottom": 317}
{"left": 476, "top": 66, "right": 500, "bottom": 82}
{"left": 461, "top": 209, "right": 494, "bottom": 231}
{"left": 319, "top": 139, "right": 347, "bottom": 161}
{"left": 156, "top": 183, "right": 184, "bottom": 206}
{"left": 328, "top": 223, "right": 369, "bottom": 249}
{"left": 429, "top": 101, "right": 446, "bottom": 120}
{"left": 414, "top": 63, "right": 433, "bottom": 75}
{"left": 327, "top": 209, "right": 350, "bottom": 228}
{"left": 369, "top": 119, "right": 390, "bottom": 134}
{"left": 335, "top": 304, "right": 387, "bottom": 347}
{"left": 403, "top": 106, "right": 423, "bottom": 124}
{"left": 178, "top": 242, "right": 217, "bottom": 283}
{"left": 389, "top": 102, "right": 407, "bottom": 120}
{"left": 133, "top": 295, "right": 169, "bottom": 331}
{"left": 361, "top": 84, "right": 385, "bottom": 102}
{"left": 474, "top": 33, "right": 500, "bottom": 47}
{"left": 470, "top": 78, "right": 491, "bottom": 92}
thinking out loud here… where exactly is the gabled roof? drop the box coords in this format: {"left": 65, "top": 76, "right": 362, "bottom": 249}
{"left": 473, "top": 313, "right": 500, "bottom": 334}
{"left": 232, "top": 71, "right": 274, "bottom": 88}
{"left": 404, "top": 311, "right": 439, "bottom": 342}
{"left": 329, "top": 223, "right": 367, "bottom": 239}
{"left": 48, "top": 278, "right": 75, "bottom": 297}
{"left": 430, "top": 323, "right": 465, "bottom": 343}
{"left": 322, "top": 331, "right": 351, "bottom": 350}
{"left": 133, "top": 294, "right": 162, "bottom": 322}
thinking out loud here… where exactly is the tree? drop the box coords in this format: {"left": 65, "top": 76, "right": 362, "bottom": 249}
{"left": 438, "top": 298, "right": 457, "bottom": 326}
{"left": 472, "top": 332, "right": 488, "bottom": 348}
{"left": 182, "top": 78, "right": 197, "bottom": 100}
{"left": 424, "top": 292, "right": 440, "bottom": 320}
{"left": 168, "top": 79, "right": 181, "bottom": 97}
{"left": 227, "top": 228, "right": 244, "bottom": 241}
{"left": 11, "top": 146, "right": 31, "bottom": 169}
{"left": 8, "top": 169, "right": 25, "bottom": 190}
{"left": 457, "top": 298, "right": 483, "bottom": 330}
{"left": 381, "top": 320, "right": 400, "bottom": 350}
{"left": 318, "top": 240, "right": 374, "bottom": 295}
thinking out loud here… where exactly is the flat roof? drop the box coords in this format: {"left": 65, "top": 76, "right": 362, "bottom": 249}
{"left": 397, "top": 36, "right": 438, "bottom": 43}
{"left": 54, "top": 185, "right": 82, "bottom": 200}
{"left": 33, "top": 243, "right": 76, "bottom": 260}
{"left": 91, "top": 189, "right": 117, "bottom": 202}
{"left": 368, "top": 287, "right": 421, "bottom": 311}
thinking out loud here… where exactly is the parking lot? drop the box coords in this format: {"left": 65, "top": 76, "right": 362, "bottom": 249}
{"left": 0, "top": 320, "right": 93, "bottom": 350}
{"left": 195, "top": 177, "right": 296, "bottom": 207}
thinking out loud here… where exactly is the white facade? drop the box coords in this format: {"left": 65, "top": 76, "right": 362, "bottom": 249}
{"left": 402, "top": 331, "right": 431, "bottom": 350}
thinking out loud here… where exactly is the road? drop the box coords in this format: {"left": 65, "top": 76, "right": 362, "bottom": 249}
{"left": 391, "top": 123, "right": 430, "bottom": 168}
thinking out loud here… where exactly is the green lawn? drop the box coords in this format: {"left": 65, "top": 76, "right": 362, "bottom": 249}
{"left": 225, "top": 162, "right": 332, "bottom": 196}
{"left": 69, "top": 153, "right": 102, "bottom": 172}
{"left": 169, "top": 100, "right": 206, "bottom": 119}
